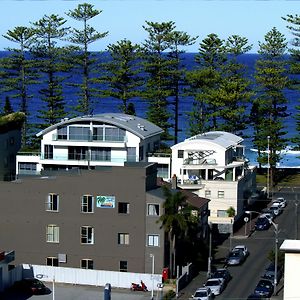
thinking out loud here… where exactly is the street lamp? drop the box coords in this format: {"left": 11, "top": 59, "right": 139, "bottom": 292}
{"left": 267, "top": 135, "right": 270, "bottom": 199}
{"left": 207, "top": 222, "right": 212, "bottom": 279}
{"left": 150, "top": 254, "right": 155, "bottom": 300}
{"left": 245, "top": 210, "right": 279, "bottom": 294}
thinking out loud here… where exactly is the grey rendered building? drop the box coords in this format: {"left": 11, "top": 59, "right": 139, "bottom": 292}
{"left": 0, "top": 163, "right": 209, "bottom": 275}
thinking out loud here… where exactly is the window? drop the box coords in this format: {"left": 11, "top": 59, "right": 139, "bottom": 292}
{"left": 218, "top": 191, "right": 225, "bottom": 198}
{"left": 118, "top": 202, "right": 130, "bottom": 214}
{"left": 91, "top": 147, "right": 111, "bottom": 161}
{"left": 178, "top": 150, "right": 184, "bottom": 158}
{"left": 46, "top": 257, "right": 58, "bottom": 266}
{"left": 81, "top": 195, "right": 94, "bottom": 213}
{"left": 81, "top": 226, "right": 94, "bottom": 244}
{"left": 139, "top": 146, "right": 144, "bottom": 161}
{"left": 118, "top": 233, "right": 129, "bottom": 245}
{"left": 69, "top": 126, "right": 90, "bottom": 141}
{"left": 205, "top": 190, "right": 211, "bottom": 198}
{"left": 147, "top": 234, "right": 159, "bottom": 247}
{"left": 46, "top": 225, "right": 59, "bottom": 243}
{"left": 81, "top": 259, "right": 93, "bottom": 269}
{"left": 119, "top": 260, "right": 128, "bottom": 272}
{"left": 57, "top": 126, "right": 67, "bottom": 140}
{"left": 147, "top": 204, "right": 160, "bottom": 216}
{"left": 46, "top": 193, "right": 59, "bottom": 211}
{"left": 44, "top": 144, "right": 53, "bottom": 159}
{"left": 217, "top": 210, "right": 227, "bottom": 218}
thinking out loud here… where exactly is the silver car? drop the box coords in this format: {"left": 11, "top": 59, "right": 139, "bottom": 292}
{"left": 226, "top": 249, "right": 246, "bottom": 265}
{"left": 192, "top": 287, "right": 214, "bottom": 300}
{"left": 204, "top": 278, "right": 225, "bottom": 295}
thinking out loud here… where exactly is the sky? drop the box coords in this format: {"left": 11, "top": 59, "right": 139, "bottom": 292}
{"left": 0, "top": 0, "right": 299, "bottom": 53}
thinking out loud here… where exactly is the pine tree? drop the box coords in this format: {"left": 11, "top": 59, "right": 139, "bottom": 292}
{"left": 167, "top": 30, "right": 198, "bottom": 144}
{"left": 142, "top": 21, "right": 176, "bottom": 141}
{"left": 252, "top": 27, "right": 289, "bottom": 184}
{"left": 1, "top": 26, "right": 37, "bottom": 147}
{"left": 186, "top": 33, "right": 226, "bottom": 135}
{"left": 3, "top": 96, "right": 13, "bottom": 115}
{"left": 218, "top": 35, "right": 253, "bottom": 135}
{"left": 100, "top": 39, "right": 143, "bottom": 114}
{"left": 282, "top": 14, "right": 300, "bottom": 149}
{"left": 31, "top": 14, "right": 70, "bottom": 129}
{"left": 66, "top": 2, "right": 108, "bottom": 115}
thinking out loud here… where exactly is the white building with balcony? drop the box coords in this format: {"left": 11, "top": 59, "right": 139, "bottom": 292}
{"left": 16, "top": 113, "right": 164, "bottom": 176}
{"left": 170, "top": 131, "right": 256, "bottom": 228}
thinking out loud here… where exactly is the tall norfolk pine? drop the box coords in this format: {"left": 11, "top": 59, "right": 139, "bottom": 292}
{"left": 252, "top": 27, "right": 289, "bottom": 181}
{"left": 283, "top": 14, "right": 300, "bottom": 149}
{"left": 66, "top": 2, "right": 108, "bottom": 115}
{"left": 1, "top": 26, "right": 37, "bottom": 147}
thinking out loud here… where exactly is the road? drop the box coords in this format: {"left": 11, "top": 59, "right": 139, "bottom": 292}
{"left": 180, "top": 187, "right": 300, "bottom": 300}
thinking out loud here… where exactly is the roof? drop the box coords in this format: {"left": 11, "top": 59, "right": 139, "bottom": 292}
{"left": 172, "top": 131, "right": 243, "bottom": 150}
{"left": 156, "top": 178, "right": 210, "bottom": 209}
{"left": 280, "top": 239, "right": 300, "bottom": 252}
{"left": 36, "top": 113, "right": 164, "bottom": 140}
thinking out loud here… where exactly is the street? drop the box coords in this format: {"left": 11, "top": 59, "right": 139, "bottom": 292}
{"left": 180, "top": 187, "right": 300, "bottom": 300}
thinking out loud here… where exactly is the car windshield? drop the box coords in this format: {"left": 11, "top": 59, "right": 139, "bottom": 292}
{"left": 258, "top": 280, "right": 272, "bottom": 288}
{"left": 213, "top": 271, "right": 225, "bottom": 277}
{"left": 230, "top": 251, "right": 241, "bottom": 257}
{"left": 195, "top": 291, "right": 208, "bottom": 297}
{"left": 206, "top": 280, "right": 219, "bottom": 286}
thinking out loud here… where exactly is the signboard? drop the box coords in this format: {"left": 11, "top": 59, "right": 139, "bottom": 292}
{"left": 96, "top": 195, "right": 115, "bottom": 208}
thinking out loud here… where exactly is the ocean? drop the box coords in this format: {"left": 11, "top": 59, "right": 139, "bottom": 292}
{"left": 0, "top": 51, "right": 299, "bottom": 167}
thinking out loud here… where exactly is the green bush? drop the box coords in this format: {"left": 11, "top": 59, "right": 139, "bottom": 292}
{"left": 163, "top": 290, "right": 176, "bottom": 300}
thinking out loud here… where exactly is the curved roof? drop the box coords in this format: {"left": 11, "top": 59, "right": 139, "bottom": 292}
{"left": 36, "top": 113, "right": 164, "bottom": 140}
{"left": 172, "top": 131, "right": 243, "bottom": 149}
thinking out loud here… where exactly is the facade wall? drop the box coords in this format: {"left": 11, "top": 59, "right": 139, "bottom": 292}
{"left": 283, "top": 253, "right": 300, "bottom": 300}
{"left": 0, "top": 165, "right": 164, "bottom": 274}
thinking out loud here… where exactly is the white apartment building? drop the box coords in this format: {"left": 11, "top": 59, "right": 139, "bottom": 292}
{"left": 170, "top": 131, "right": 256, "bottom": 228}
{"left": 16, "top": 113, "right": 163, "bottom": 176}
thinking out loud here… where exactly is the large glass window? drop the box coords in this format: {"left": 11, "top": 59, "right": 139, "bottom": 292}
{"left": 46, "top": 225, "right": 59, "bottom": 243}
{"left": 105, "top": 127, "right": 125, "bottom": 141}
{"left": 46, "top": 193, "right": 59, "bottom": 212}
{"left": 81, "top": 259, "right": 93, "bottom": 269}
{"left": 91, "top": 147, "right": 111, "bottom": 161}
{"left": 127, "top": 147, "right": 136, "bottom": 162}
{"left": 57, "top": 126, "right": 67, "bottom": 140}
{"left": 118, "top": 233, "right": 129, "bottom": 245}
{"left": 69, "top": 126, "right": 90, "bottom": 141}
{"left": 93, "top": 127, "right": 103, "bottom": 141}
{"left": 81, "top": 195, "right": 94, "bottom": 213}
{"left": 147, "top": 234, "right": 159, "bottom": 247}
{"left": 68, "top": 146, "right": 88, "bottom": 160}
{"left": 81, "top": 226, "right": 94, "bottom": 244}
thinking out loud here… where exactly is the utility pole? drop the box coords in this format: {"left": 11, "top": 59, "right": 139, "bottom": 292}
{"left": 267, "top": 135, "right": 270, "bottom": 199}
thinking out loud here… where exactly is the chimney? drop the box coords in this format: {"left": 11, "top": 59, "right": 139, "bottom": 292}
{"left": 171, "top": 174, "right": 177, "bottom": 189}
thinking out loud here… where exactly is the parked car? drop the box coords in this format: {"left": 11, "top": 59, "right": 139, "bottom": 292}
{"left": 247, "top": 293, "right": 266, "bottom": 299}
{"left": 253, "top": 279, "right": 274, "bottom": 297}
{"left": 211, "top": 268, "right": 232, "bottom": 285}
{"left": 273, "top": 197, "right": 287, "bottom": 208}
{"left": 255, "top": 216, "right": 271, "bottom": 231}
{"left": 11, "top": 278, "right": 50, "bottom": 295}
{"left": 204, "top": 278, "right": 225, "bottom": 296}
{"left": 262, "top": 208, "right": 276, "bottom": 219}
{"left": 232, "top": 245, "right": 249, "bottom": 257}
{"left": 262, "top": 262, "right": 283, "bottom": 284}
{"left": 226, "top": 249, "right": 246, "bottom": 266}
{"left": 192, "top": 287, "right": 214, "bottom": 300}
{"left": 269, "top": 203, "right": 283, "bottom": 217}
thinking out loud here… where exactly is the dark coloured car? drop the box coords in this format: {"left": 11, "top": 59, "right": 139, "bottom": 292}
{"left": 226, "top": 249, "right": 245, "bottom": 266}
{"left": 254, "top": 279, "right": 274, "bottom": 297}
{"left": 12, "top": 278, "right": 50, "bottom": 295}
{"left": 247, "top": 293, "right": 266, "bottom": 299}
{"left": 255, "top": 216, "right": 271, "bottom": 231}
{"left": 262, "top": 262, "right": 283, "bottom": 284}
{"left": 211, "top": 268, "right": 232, "bottom": 285}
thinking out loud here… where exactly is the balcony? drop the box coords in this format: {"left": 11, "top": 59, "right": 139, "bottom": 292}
{"left": 52, "top": 133, "right": 127, "bottom": 143}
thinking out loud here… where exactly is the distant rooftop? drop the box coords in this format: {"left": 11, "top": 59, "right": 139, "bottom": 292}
{"left": 36, "top": 113, "right": 164, "bottom": 140}
{"left": 172, "top": 131, "right": 243, "bottom": 150}
{"left": 280, "top": 239, "right": 300, "bottom": 252}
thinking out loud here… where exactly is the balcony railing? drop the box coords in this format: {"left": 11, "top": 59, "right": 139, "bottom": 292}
{"left": 52, "top": 133, "right": 126, "bottom": 143}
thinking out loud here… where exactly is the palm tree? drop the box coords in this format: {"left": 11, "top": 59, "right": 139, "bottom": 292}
{"left": 159, "top": 185, "right": 193, "bottom": 278}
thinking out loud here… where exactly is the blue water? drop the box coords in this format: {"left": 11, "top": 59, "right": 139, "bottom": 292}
{"left": 0, "top": 51, "right": 299, "bottom": 167}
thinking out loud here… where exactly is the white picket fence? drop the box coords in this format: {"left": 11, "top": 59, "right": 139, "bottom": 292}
{"left": 23, "top": 264, "right": 162, "bottom": 290}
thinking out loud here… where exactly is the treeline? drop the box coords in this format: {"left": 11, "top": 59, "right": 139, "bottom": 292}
{"left": 0, "top": 3, "right": 299, "bottom": 177}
